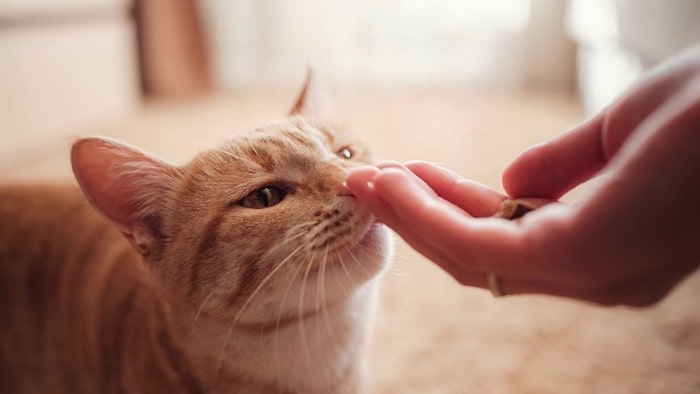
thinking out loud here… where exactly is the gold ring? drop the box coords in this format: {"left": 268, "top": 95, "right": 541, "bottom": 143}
{"left": 487, "top": 273, "right": 505, "bottom": 298}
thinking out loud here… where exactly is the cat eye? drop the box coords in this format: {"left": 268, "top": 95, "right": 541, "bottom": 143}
{"left": 238, "top": 186, "right": 286, "bottom": 209}
{"left": 336, "top": 147, "right": 353, "bottom": 160}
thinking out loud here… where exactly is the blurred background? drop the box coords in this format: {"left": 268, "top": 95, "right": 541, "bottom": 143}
{"left": 1, "top": 0, "right": 699, "bottom": 392}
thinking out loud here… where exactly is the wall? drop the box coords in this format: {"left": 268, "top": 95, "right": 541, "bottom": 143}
{"left": 0, "top": 0, "right": 139, "bottom": 166}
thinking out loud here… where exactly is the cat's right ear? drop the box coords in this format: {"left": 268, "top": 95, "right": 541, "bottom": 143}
{"left": 71, "top": 137, "right": 178, "bottom": 255}
{"left": 289, "top": 69, "right": 331, "bottom": 120}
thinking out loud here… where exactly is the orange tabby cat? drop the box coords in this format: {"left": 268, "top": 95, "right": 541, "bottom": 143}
{"left": 0, "top": 75, "right": 391, "bottom": 393}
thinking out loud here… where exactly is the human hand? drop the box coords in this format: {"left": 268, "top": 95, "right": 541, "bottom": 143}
{"left": 346, "top": 48, "right": 700, "bottom": 306}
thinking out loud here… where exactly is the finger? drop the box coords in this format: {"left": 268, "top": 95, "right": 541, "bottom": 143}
{"left": 347, "top": 167, "right": 434, "bottom": 260}
{"left": 502, "top": 114, "right": 607, "bottom": 199}
{"left": 404, "top": 161, "right": 507, "bottom": 217}
{"left": 602, "top": 57, "right": 700, "bottom": 158}
{"left": 375, "top": 161, "right": 437, "bottom": 196}
{"left": 345, "top": 166, "right": 400, "bottom": 227}
{"left": 370, "top": 168, "right": 523, "bottom": 274}
{"left": 345, "top": 166, "right": 462, "bottom": 272}
{"left": 503, "top": 54, "right": 700, "bottom": 200}
{"left": 376, "top": 160, "right": 484, "bottom": 219}
{"left": 352, "top": 169, "right": 582, "bottom": 296}
{"left": 348, "top": 166, "right": 483, "bottom": 276}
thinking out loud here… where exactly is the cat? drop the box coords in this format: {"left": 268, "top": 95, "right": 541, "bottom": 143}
{"left": 0, "top": 74, "right": 392, "bottom": 394}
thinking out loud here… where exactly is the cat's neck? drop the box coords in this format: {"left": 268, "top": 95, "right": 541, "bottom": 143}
{"left": 183, "top": 279, "right": 379, "bottom": 393}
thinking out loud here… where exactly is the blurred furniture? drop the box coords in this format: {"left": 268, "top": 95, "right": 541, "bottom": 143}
{"left": 0, "top": 0, "right": 139, "bottom": 166}
{"left": 135, "top": 0, "right": 211, "bottom": 97}
{"left": 568, "top": 0, "right": 700, "bottom": 115}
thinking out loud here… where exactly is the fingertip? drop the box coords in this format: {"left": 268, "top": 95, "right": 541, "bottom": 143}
{"left": 372, "top": 167, "right": 414, "bottom": 190}
{"left": 503, "top": 115, "right": 607, "bottom": 199}
{"left": 345, "top": 167, "right": 407, "bottom": 231}
{"left": 405, "top": 161, "right": 460, "bottom": 183}
{"left": 375, "top": 163, "right": 438, "bottom": 197}
{"left": 345, "top": 165, "right": 379, "bottom": 193}
{"left": 371, "top": 167, "right": 439, "bottom": 203}
{"left": 404, "top": 160, "right": 430, "bottom": 166}
{"left": 347, "top": 164, "right": 378, "bottom": 175}
{"left": 404, "top": 161, "right": 434, "bottom": 178}
{"left": 346, "top": 165, "right": 378, "bottom": 178}
{"left": 502, "top": 142, "right": 572, "bottom": 199}
{"left": 501, "top": 144, "right": 542, "bottom": 197}
{"left": 404, "top": 160, "right": 435, "bottom": 171}
{"left": 375, "top": 160, "right": 404, "bottom": 169}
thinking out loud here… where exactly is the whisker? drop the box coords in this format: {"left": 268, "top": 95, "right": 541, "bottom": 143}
{"left": 334, "top": 251, "right": 355, "bottom": 299}
{"left": 315, "top": 246, "right": 334, "bottom": 352}
{"left": 211, "top": 221, "right": 320, "bottom": 388}
{"left": 314, "top": 245, "right": 337, "bottom": 391}
{"left": 384, "top": 261, "right": 411, "bottom": 276}
{"left": 344, "top": 241, "right": 374, "bottom": 279}
{"left": 212, "top": 242, "right": 306, "bottom": 388}
{"left": 297, "top": 252, "right": 316, "bottom": 365}
{"left": 273, "top": 250, "right": 308, "bottom": 384}
{"left": 318, "top": 245, "right": 336, "bottom": 346}
{"left": 373, "top": 247, "right": 409, "bottom": 276}
{"left": 253, "top": 224, "right": 312, "bottom": 264}
{"left": 190, "top": 291, "right": 215, "bottom": 335}
{"left": 315, "top": 249, "right": 324, "bottom": 343}
{"left": 338, "top": 245, "right": 358, "bottom": 284}
{"left": 281, "top": 223, "right": 316, "bottom": 243}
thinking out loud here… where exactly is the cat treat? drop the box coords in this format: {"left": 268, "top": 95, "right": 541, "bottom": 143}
{"left": 495, "top": 198, "right": 550, "bottom": 220}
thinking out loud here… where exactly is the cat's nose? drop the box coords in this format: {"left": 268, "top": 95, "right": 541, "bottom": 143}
{"left": 337, "top": 181, "right": 355, "bottom": 197}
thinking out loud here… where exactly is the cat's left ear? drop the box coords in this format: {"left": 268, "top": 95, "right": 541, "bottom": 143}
{"left": 71, "top": 137, "right": 178, "bottom": 255}
{"left": 289, "top": 69, "right": 331, "bottom": 120}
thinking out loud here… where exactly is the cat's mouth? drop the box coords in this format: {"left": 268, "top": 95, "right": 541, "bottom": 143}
{"left": 307, "top": 218, "right": 385, "bottom": 277}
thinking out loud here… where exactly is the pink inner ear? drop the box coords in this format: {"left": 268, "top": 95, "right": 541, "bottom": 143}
{"left": 71, "top": 138, "right": 171, "bottom": 234}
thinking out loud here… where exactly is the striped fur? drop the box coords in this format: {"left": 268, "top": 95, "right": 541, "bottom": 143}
{"left": 0, "top": 80, "right": 391, "bottom": 393}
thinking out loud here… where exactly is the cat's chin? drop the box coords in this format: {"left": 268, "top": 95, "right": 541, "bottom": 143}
{"left": 309, "top": 219, "right": 389, "bottom": 281}
{"left": 356, "top": 219, "right": 387, "bottom": 254}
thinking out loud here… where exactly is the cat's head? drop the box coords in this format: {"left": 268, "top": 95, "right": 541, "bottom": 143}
{"left": 71, "top": 74, "right": 390, "bottom": 323}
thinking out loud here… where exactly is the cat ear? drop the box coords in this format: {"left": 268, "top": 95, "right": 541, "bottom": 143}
{"left": 71, "top": 137, "right": 177, "bottom": 255}
{"left": 289, "top": 68, "right": 331, "bottom": 119}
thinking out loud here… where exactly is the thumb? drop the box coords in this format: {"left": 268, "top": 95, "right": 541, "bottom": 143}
{"left": 502, "top": 114, "right": 607, "bottom": 199}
